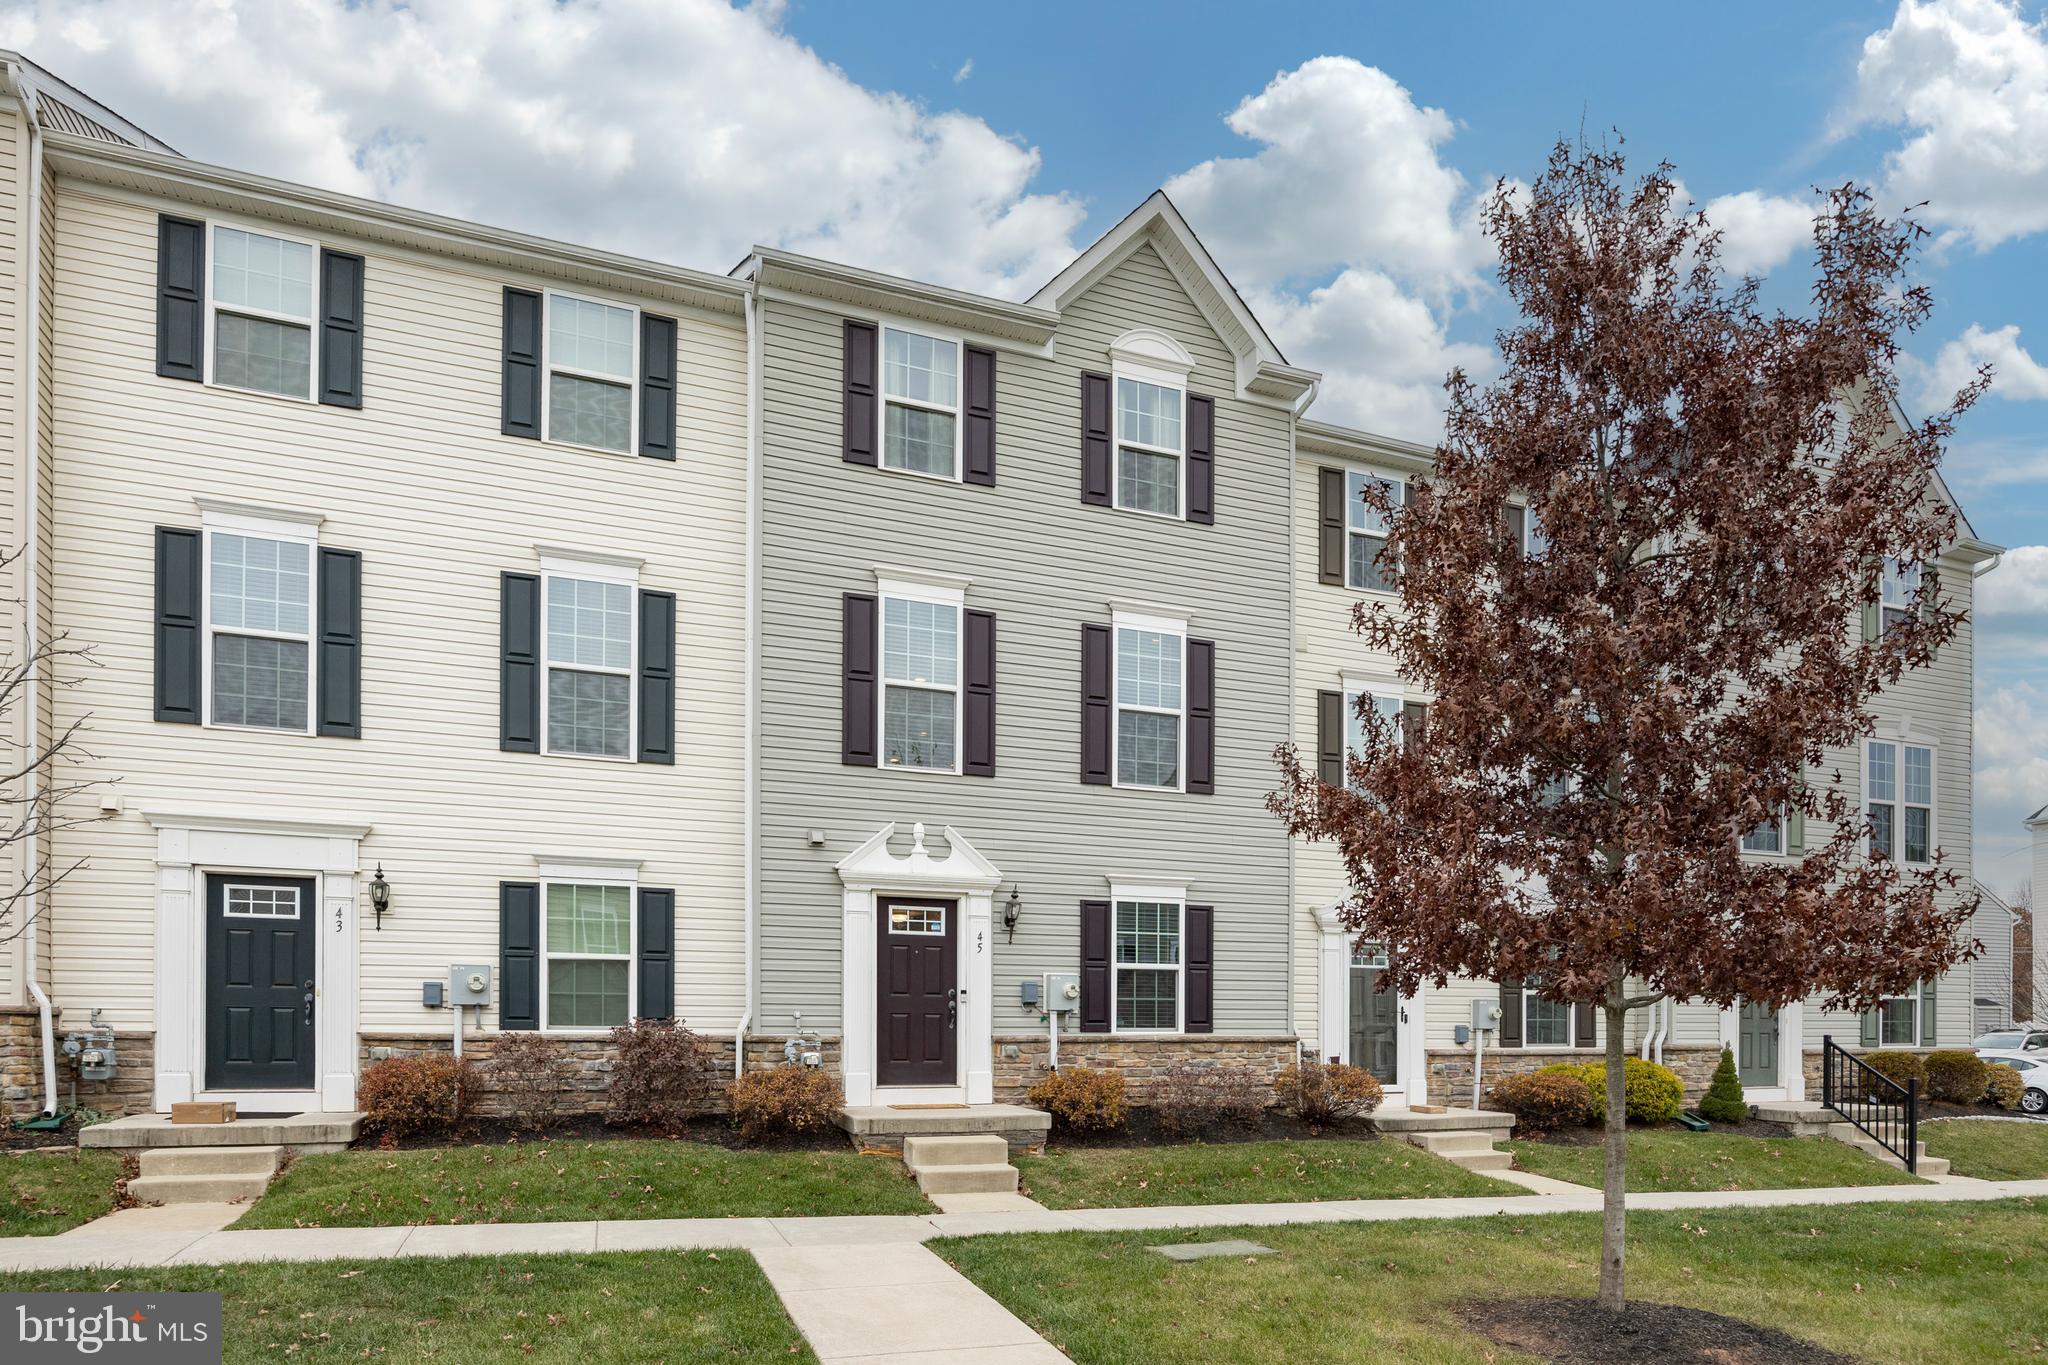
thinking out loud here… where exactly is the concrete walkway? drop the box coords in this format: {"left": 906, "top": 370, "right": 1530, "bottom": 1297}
{"left": 756, "top": 1242, "right": 1066, "bottom": 1363}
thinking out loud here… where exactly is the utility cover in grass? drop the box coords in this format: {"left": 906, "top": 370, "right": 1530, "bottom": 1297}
{"left": 1148, "top": 1239, "right": 1276, "bottom": 1261}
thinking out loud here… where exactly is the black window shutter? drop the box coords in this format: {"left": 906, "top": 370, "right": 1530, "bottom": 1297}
{"left": 153, "top": 526, "right": 202, "bottom": 724}
{"left": 1080, "top": 372, "right": 1112, "bottom": 505}
{"left": 156, "top": 215, "right": 205, "bottom": 382}
{"left": 639, "top": 313, "right": 678, "bottom": 460}
{"left": 1316, "top": 690, "right": 1343, "bottom": 786}
{"left": 1080, "top": 623, "right": 1112, "bottom": 784}
{"left": 1185, "top": 905, "right": 1214, "bottom": 1032}
{"left": 1498, "top": 977, "right": 1524, "bottom": 1048}
{"left": 500, "top": 572, "right": 541, "bottom": 752}
{"left": 1080, "top": 899, "right": 1111, "bottom": 1033}
{"left": 963, "top": 608, "right": 996, "bottom": 777}
{"left": 637, "top": 589, "right": 676, "bottom": 764}
{"left": 1318, "top": 467, "right": 1345, "bottom": 585}
{"left": 1573, "top": 1001, "right": 1597, "bottom": 1047}
{"left": 315, "top": 548, "right": 362, "bottom": 738}
{"left": 636, "top": 888, "right": 676, "bottom": 1021}
{"left": 1186, "top": 638, "right": 1216, "bottom": 795}
{"left": 842, "top": 593, "right": 879, "bottom": 766}
{"left": 842, "top": 320, "right": 878, "bottom": 466}
{"left": 499, "top": 882, "right": 541, "bottom": 1031}
{"left": 501, "top": 287, "right": 542, "bottom": 439}
{"left": 963, "top": 345, "right": 997, "bottom": 486}
{"left": 1186, "top": 394, "right": 1215, "bottom": 525}
{"left": 317, "top": 249, "right": 364, "bottom": 408}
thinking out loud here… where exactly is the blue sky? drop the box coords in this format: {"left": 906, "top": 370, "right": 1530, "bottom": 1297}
{"left": 4, "top": 0, "right": 2042, "bottom": 893}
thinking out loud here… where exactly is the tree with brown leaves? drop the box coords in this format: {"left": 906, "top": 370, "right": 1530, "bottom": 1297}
{"left": 1272, "top": 140, "right": 1982, "bottom": 1313}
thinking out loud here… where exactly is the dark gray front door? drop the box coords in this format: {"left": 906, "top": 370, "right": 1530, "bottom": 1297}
{"left": 1348, "top": 950, "right": 1399, "bottom": 1085}
{"left": 205, "top": 874, "right": 316, "bottom": 1091}
{"left": 876, "top": 897, "right": 957, "bottom": 1088}
{"left": 1737, "top": 1002, "right": 1779, "bottom": 1088}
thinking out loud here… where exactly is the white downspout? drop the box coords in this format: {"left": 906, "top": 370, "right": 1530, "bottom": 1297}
{"left": 6, "top": 64, "right": 56, "bottom": 1118}
{"left": 735, "top": 272, "right": 761, "bottom": 1080}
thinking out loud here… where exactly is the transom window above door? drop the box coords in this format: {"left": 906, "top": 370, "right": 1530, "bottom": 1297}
{"left": 210, "top": 224, "right": 317, "bottom": 400}
{"left": 544, "top": 569, "right": 635, "bottom": 759}
{"left": 547, "top": 292, "right": 637, "bottom": 452}
{"left": 1346, "top": 470, "right": 1405, "bottom": 593}
{"left": 882, "top": 327, "right": 960, "bottom": 478}
{"left": 881, "top": 593, "right": 961, "bottom": 772}
{"left": 206, "top": 528, "right": 313, "bottom": 733}
{"left": 1115, "top": 376, "right": 1184, "bottom": 517}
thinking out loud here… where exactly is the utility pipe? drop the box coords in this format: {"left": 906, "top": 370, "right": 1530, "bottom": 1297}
{"left": 734, "top": 271, "right": 761, "bottom": 1079}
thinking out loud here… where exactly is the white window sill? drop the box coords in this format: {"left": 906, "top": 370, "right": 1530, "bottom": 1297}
{"left": 1108, "top": 502, "right": 1185, "bottom": 524}
{"left": 538, "top": 433, "right": 639, "bottom": 461}
{"left": 876, "top": 461, "right": 963, "bottom": 486}
{"left": 539, "top": 748, "right": 637, "bottom": 765}
{"left": 203, "top": 720, "right": 316, "bottom": 739}
{"left": 881, "top": 763, "right": 965, "bottom": 778}
{"left": 203, "top": 377, "right": 318, "bottom": 407}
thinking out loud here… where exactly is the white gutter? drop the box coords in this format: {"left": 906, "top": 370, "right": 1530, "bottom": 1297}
{"left": 735, "top": 268, "right": 762, "bottom": 1079}
{"left": 6, "top": 62, "right": 56, "bottom": 1117}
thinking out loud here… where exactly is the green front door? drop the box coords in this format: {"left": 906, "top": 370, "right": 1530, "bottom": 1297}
{"left": 1347, "top": 948, "right": 1399, "bottom": 1085}
{"left": 1737, "top": 1002, "right": 1779, "bottom": 1088}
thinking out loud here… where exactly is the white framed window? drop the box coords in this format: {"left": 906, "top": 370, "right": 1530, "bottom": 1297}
{"left": 1342, "top": 684, "right": 1405, "bottom": 791}
{"left": 887, "top": 902, "right": 947, "bottom": 935}
{"left": 544, "top": 290, "right": 639, "bottom": 454}
{"left": 1878, "top": 987, "right": 1919, "bottom": 1047}
{"left": 1113, "top": 372, "right": 1185, "bottom": 518}
{"left": 1113, "top": 611, "right": 1186, "bottom": 791}
{"left": 1522, "top": 981, "right": 1578, "bottom": 1047}
{"left": 207, "top": 222, "right": 319, "bottom": 401}
{"left": 223, "top": 884, "right": 302, "bottom": 919}
{"left": 1346, "top": 469, "right": 1405, "bottom": 592}
{"left": 1741, "top": 815, "right": 1788, "bottom": 855}
{"left": 201, "top": 504, "right": 320, "bottom": 735}
{"left": 539, "top": 550, "right": 639, "bottom": 761}
{"left": 1112, "top": 896, "right": 1183, "bottom": 1032}
{"left": 881, "top": 326, "right": 962, "bottom": 479}
{"left": 540, "top": 880, "right": 636, "bottom": 1031}
{"left": 878, "top": 575, "right": 963, "bottom": 774}
{"left": 1866, "top": 737, "right": 1934, "bottom": 865}
{"left": 1880, "top": 557, "right": 1921, "bottom": 635}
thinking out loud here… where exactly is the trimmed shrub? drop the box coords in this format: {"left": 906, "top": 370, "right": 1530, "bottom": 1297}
{"left": 730, "top": 1065, "right": 843, "bottom": 1141}
{"left": 1273, "top": 1059, "right": 1383, "bottom": 1126}
{"left": 1540, "top": 1058, "right": 1686, "bottom": 1124}
{"left": 1923, "top": 1049, "right": 1990, "bottom": 1104}
{"left": 357, "top": 1052, "right": 473, "bottom": 1140}
{"left": 1862, "top": 1050, "right": 1927, "bottom": 1096}
{"left": 1027, "top": 1066, "right": 1127, "bottom": 1133}
{"left": 606, "top": 1019, "right": 714, "bottom": 1131}
{"left": 1697, "top": 1046, "right": 1748, "bottom": 1124}
{"left": 1984, "top": 1063, "right": 2024, "bottom": 1111}
{"left": 1487, "top": 1070, "right": 1594, "bottom": 1136}
{"left": 1150, "top": 1064, "right": 1268, "bottom": 1138}
{"left": 487, "top": 1032, "right": 575, "bottom": 1131}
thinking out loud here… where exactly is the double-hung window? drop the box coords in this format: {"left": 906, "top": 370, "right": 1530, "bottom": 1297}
{"left": 1523, "top": 980, "right": 1576, "bottom": 1047}
{"left": 1115, "top": 375, "right": 1184, "bottom": 517}
{"left": 542, "top": 556, "right": 637, "bottom": 759}
{"left": 881, "top": 327, "right": 960, "bottom": 478}
{"left": 1878, "top": 988, "right": 1919, "bottom": 1047}
{"left": 203, "top": 512, "right": 316, "bottom": 733}
{"left": 1741, "top": 816, "right": 1788, "bottom": 855}
{"left": 209, "top": 224, "right": 317, "bottom": 400}
{"left": 1343, "top": 687, "right": 1404, "bottom": 791}
{"left": 1880, "top": 558, "right": 1920, "bottom": 635}
{"left": 1866, "top": 738, "right": 1934, "bottom": 864}
{"left": 1346, "top": 470, "right": 1405, "bottom": 592}
{"left": 546, "top": 292, "right": 638, "bottom": 453}
{"left": 1114, "top": 615, "right": 1185, "bottom": 790}
{"left": 543, "top": 880, "right": 634, "bottom": 1030}
{"left": 1113, "top": 898, "right": 1183, "bottom": 1031}
{"left": 880, "top": 583, "right": 961, "bottom": 772}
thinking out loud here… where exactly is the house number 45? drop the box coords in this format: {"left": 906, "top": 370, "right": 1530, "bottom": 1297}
{"left": 976, "top": 930, "right": 985, "bottom": 954}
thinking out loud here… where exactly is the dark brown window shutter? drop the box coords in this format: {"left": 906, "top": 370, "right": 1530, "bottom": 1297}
{"left": 1186, "top": 393, "right": 1215, "bottom": 525}
{"left": 963, "top": 608, "right": 996, "bottom": 777}
{"left": 1185, "top": 905, "right": 1214, "bottom": 1032}
{"left": 1318, "top": 467, "right": 1345, "bottom": 584}
{"left": 842, "top": 593, "right": 879, "bottom": 766}
{"left": 963, "top": 345, "right": 996, "bottom": 486}
{"left": 1316, "top": 690, "right": 1344, "bottom": 786}
{"left": 1401, "top": 700, "right": 1428, "bottom": 746}
{"left": 1498, "top": 978, "right": 1523, "bottom": 1047}
{"left": 1080, "top": 372, "right": 1112, "bottom": 506}
{"left": 1573, "top": 1001, "right": 1597, "bottom": 1047}
{"left": 1186, "top": 638, "right": 1216, "bottom": 794}
{"left": 842, "top": 320, "right": 878, "bottom": 466}
{"left": 1080, "top": 623, "right": 1112, "bottom": 784}
{"left": 1080, "top": 899, "right": 1111, "bottom": 1032}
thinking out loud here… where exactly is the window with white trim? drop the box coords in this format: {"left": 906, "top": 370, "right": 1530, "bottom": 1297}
{"left": 1346, "top": 470, "right": 1405, "bottom": 592}
{"left": 1878, "top": 987, "right": 1919, "bottom": 1047}
{"left": 1523, "top": 984, "right": 1576, "bottom": 1047}
{"left": 209, "top": 224, "right": 317, "bottom": 400}
{"left": 542, "top": 881, "right": 634, "bottom": 1030}
{"left": 1343, "top": 687, "right": 1404, "bottom": 791}
{"left": 1113, "top": 899, "right": 1183, "bottom": 1031}
{"left": 1866, "top": 738, "right": 1933, "bottom": 865}
{"left": 546, "top": 291, "right": 638, "bottom": 453}
{"left": 224, "top": 884, "right": 301, "bottom": 918}
{"left": 1115, "top": 621, "right": 1185, "bottom": 789}
{"left": 205, "top": 524, "right": 314, "bottom": 733}
{"left": 542, "top": 563, "right": 636, "bottom": 760}
{"left": 882, "top": 327, "right": 960, "bottom": 478}
{"left": 881, "top": 592, "right": 960, "bottom": 772}
{"left": 1115, "top": 375, "right": 1184, "bottom": 517}
{"left": 1741, "top": 816, "right": 1788, "bottom": 855}
{"left": 1880, "top": 557, "right": 1921, "bottom": 635}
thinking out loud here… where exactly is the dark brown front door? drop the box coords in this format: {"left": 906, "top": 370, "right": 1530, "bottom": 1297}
{"left": 876, "top": 897, "right": 957, "bottom": 1088}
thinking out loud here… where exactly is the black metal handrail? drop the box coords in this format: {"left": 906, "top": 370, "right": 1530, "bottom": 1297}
{"left": 1820, "top": 1034, "right": 1917, "bottom": 1173}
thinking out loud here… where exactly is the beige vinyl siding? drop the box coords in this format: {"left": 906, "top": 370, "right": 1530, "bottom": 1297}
{"left": 0, "top": 103, "right": 19, "bottom": 1006}
{"left": 40, "top": 184, "right": 749, "bottom": 1034}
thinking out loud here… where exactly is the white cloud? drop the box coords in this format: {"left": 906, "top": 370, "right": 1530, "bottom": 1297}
{"left": 1977, "top": 544, "right": 2048, "bottom": 660}
{"left": 952, "top": 57, "right": 973, "bottom": 83}
{"left": 1975, "top": 675, "right": 2048, "bottom": 899}
{"left": 1847, "top": 0, "right": 2048, "bottom": 250}
{"left": 1699, "top": 189, "right": 1815, "bottom": 275}
{"left": 0, "top": 0, "right": 1084, "bottom": 298}
{"left": 1912, "top": 323, "right": 2048, "bottom": 409}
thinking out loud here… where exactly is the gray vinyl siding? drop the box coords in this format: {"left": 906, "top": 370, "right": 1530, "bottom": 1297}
{"left": 757, "top": 241, "right": 1294, "bottom": 1036}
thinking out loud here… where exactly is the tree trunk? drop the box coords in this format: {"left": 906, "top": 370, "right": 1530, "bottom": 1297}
{"left": 1597, "top": 964, "right": 1629, "bottom": 1312}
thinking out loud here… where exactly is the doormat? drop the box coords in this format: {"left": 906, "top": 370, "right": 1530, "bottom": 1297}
{"left": 887, "top": 1104, "right": 969, "bottom": 1110}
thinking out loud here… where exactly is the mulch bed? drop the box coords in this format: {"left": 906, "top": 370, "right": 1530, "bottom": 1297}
{"left": 1522, "top": 1117, "right": 1788, "bottom": 1147}
{"left": 1038, "top": 1110, "right": 1375, "bottom": 1148}
{"left": 360, "top": 1115, "right": 851, "bottom": 1153}
{"left": 1462, "top": 1296, "right": 1859, "bottom": 1364}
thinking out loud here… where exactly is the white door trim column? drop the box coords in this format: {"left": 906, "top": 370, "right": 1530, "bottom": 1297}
{"left": 1311, "top": 905, "right": 1426, "bottom": 1104}
{"left": 1718, "top": 1000, "right": 1804, "bottom": 1102}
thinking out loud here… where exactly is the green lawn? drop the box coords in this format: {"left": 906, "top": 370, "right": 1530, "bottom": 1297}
{"left": 0, "top": 1250, "right": 812, "bottom": 1363}
{"left": 2, "top": 1149, "right": 123, "bottom": 1237}
{"left": 1505, "top": 1129, "right": 1921, "bottom": 1192}
{"left": 1015, "top": 1138, "right": 1518, "bottom": 1209}
{"left": 233, "top": 1140, "right": 930, "bottom": 1228}
{"left": 936, "top": 1199, "right": 2047, "bottom": 1364}
{"left": 1920, "top": 1118, "right": 2048, "bottom": 1180}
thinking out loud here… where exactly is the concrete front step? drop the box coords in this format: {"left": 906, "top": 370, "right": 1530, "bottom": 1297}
{"left": 81, "top": 1112, "right": 361, "bottom": 1152}
{"left": 1374, "top": 1107, "right": 1516, "bottom": 1136}
{"left": 836, "top": 1103, "right": 1050, "bottom": 1156}
{"left": 902, "top": 1134, "right": 1010, "bottom": 1168}
{"left": 914, "top": 1162, "right": 1021, "bottom": 1196}
{"left": 126, "top": 1172, "right": 271, "bottom": 1205}
{"left": 1442, "top": 1149, "right": 1515, "bottom": 1172}
{"left": 138, "top": 1146, "right": 283, "bottom": 1178}
{"left": 1396, "top": 1128, "right": 1513, "bottom": 1172}
{"left": 1826, "top": 1123, "right": 1950, "bottom": 1177}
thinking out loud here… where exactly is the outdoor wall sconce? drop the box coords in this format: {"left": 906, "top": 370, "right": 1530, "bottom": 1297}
{"left": 1002, "top": 884, "right": 1023, "bottom": 942}
{"left": 369, "top": 864, "right": 391, "bottom": 931}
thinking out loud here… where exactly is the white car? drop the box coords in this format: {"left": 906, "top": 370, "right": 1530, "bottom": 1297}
{"left": 1978, "top": 1050, "right": 2048, "bottom": 1116}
